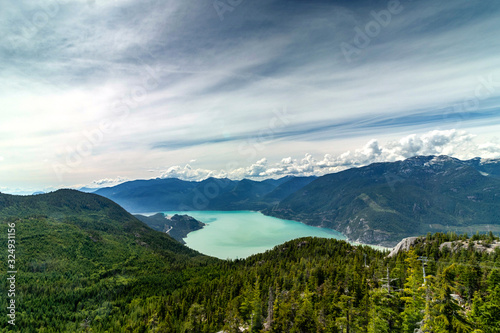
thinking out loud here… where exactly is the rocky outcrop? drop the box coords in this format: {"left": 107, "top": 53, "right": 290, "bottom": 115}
{"left": 386, "top": 237, "right": 500, "bottom": 257}
{"left": 440, "top": 240, "right": 500, "bottom": 254}
{"left": 387, "top": 237, "right": 421, "bottom": 257}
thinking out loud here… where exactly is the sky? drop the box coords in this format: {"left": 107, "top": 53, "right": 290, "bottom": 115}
{"left": 1, "top": 0, "right": 500, "bottom": 194}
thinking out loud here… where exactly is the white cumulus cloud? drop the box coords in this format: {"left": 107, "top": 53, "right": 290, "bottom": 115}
{"left": 86, "top": 176, "right": 130, "bottom": 188}
{"left": 155, "top": 129, "right": 500, "bottom": 181}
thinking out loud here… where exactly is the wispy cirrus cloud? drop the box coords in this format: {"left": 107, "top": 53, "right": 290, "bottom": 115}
{"left": 1, "top": 0, "right": 500, "bottom": 192}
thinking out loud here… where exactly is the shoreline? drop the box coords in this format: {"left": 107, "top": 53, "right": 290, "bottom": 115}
{"left": 135, "top": 210, "right": 395, "bottom": 253}
{"left": 260, "top": 210, "right": 395, "bottom": 251}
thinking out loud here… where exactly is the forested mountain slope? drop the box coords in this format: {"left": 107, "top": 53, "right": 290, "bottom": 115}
{"left": 0, "top": 190, "right": 214, "bottom": 331}
{"left": 264, "top": 155, "right": 500, "bottom": 246}
{"left": 0, "top": 190, "right": 499, "bottom": 331}
{"left": 161, "top": 233, "right": 500, "bottom": 332}
{"left": 464, "top": 157, "right": 500, "bottom": 178}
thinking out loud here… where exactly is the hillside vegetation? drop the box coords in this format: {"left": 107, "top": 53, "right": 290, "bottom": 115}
{"left": 0, "top": 190, "right": 214, "bottom": 332}
{"left": 1, "top": 189, "right": 500, "bottom": 332}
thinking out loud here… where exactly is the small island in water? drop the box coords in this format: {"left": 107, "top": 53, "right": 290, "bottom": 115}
{"left": 135, "top": 213, "right": 205, "bottom": 244}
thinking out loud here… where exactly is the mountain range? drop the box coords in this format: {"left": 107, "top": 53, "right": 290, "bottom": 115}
{"left": 93, "top": 175, "right": 317, "bottom": 212}
{"left": 92, "top": 155, "right": 500, "bottom": 246}
{"left": 264, "top": 155, "right": 500, "bottom": 246}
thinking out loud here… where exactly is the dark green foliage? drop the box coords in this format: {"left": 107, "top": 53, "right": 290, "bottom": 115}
{"left": 1, "top": 190, "right": 500, "bottom": 332}
{"left": 0, "top": 190, "right": 213, "bottom": 332}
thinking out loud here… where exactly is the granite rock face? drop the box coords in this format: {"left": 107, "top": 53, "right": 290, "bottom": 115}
{"left": 439, "top": 240, "right": 500, "bottom": 254}
{"left": 387, "top": 237, "right": 420, "bottom": 257}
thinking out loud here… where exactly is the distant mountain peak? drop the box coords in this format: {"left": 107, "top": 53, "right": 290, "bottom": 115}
{"left": 94, "top": 175, "right": 316, "bottom": 213}
{"left": 264, "top": 154, "right": 500, "bottom": 246}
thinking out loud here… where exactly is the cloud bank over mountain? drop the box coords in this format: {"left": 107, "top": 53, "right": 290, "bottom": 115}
{"left": 155, "top": 129, "right": 500, "bottom": 181}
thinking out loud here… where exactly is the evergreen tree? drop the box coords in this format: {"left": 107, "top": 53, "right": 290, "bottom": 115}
{"left": 368, "top": 288, "right": 400, "bottom": 333}
{"left": 292, "top": 288, "right": 317, "bottom": 333}
{"left": 182, "top": 303, "right": 206, "bottom": 333}
{"left": 422, "top": 265, "right": 471, "bottom": 333}
{"left": 401, "top": 250, "right": 425, "bottom": 333}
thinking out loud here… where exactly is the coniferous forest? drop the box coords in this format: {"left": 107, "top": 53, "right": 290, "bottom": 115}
{"left": 1, "top": 190, "right": 500, "bottom": 332}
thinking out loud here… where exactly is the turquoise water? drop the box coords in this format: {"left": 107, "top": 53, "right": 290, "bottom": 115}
{"left": 163, "top": 211, "right": 346, "bottom": 259}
